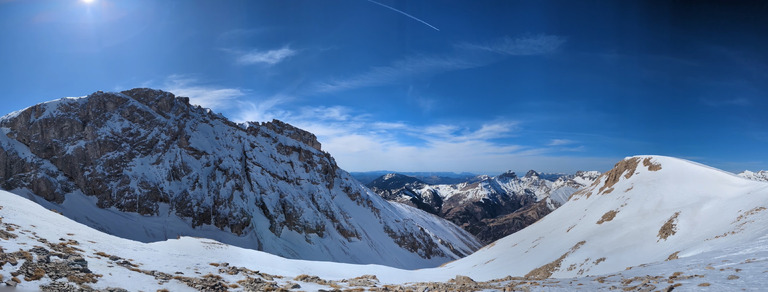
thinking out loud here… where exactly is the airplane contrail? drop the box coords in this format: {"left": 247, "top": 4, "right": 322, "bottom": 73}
{"left": 366, "top": 0, "right": 440, "bottom": 31}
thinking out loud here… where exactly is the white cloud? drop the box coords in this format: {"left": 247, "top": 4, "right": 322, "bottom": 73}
{"left": 548, "top": 139, "right": 576, "bottom": 146}
{"left": 258, "top": 106, "right": 551, "bottom": 173}
{"left": 236, "top": 46, "right": 296, "bottom": 65}
{"left": 232, "top": 97, "right": 292, "bottom": 123}
{"left": 262, "top": 106, "right": 615, "bottom": 173}
{"left": 162, "top": 75, "right": 245, "bottom": 110}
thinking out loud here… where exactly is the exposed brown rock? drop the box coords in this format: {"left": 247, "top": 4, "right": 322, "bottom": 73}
{"left": 597, "top": 210, "right": 619, "bottom": 224}
{"left": 666, "top": 251, "right": 680, "bottom": 261}
{"left": 658, "top": 212, "right": 681, "bottom": 241}
{"left": 643, "top": 157, "right": 662, "bottom": 171}
{"left": 598, "top": 158, "right": 641, "bottom": 196}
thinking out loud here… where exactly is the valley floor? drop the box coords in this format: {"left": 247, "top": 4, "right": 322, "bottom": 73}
{"left": 1, "top": 191, "right": 766, "bottom": 291}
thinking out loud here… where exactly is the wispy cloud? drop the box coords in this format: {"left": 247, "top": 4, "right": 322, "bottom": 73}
{"left": 311, "top": 34, "right": 565, "bottom": 94}
{"left": 232, "top": 96, "right": 291, "bottom": 123}
{"left": 456, "top": 35, "right": 566, "bottom": 55}
{"left": 235, "top": 46, "right": 296, "bottom": 66}
{"left": 548, "top": 139, "right": 576, "bottom": 146}
{"left": 162, "top": 75, "right": 246, "bottom": 110}
{"left": 314, "top": 55, "right": 478, "bottom": 93}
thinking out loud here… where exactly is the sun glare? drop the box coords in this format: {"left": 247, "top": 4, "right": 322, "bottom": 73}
{"left": 81, "top": 0, "right": 95, "bottom": 4}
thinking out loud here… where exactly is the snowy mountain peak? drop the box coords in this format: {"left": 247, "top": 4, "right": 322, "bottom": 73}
{"left": 0, "top": 88, "right": 480, "bottom": 268}
{"left": 442, "top": 155, "right": 768, "bottom": 280}
{"left": 497, "top": 170, "right": 517, "bottom": 180}
{"left": 524, "top": 170, "right": 540, "bottom": 178}
{"left": 739, "top": 170, "right": 768, "bottom": 182}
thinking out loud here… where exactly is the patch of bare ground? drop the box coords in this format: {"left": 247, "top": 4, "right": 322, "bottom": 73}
{"left": 616, "top": 275, "right": 666, "bottom": 292}
{"left": 294, "top": 274, "right": 340, "bottom": 288}
{"left": 666, "top": 251, "right": 680, "bottom": 261}
{"left": 596, "top": 157, "right": 641, "bottom": 197}
{"left": 642, "top": 157, "right": 662, "bottom": 171}
{"left": 594, "top": 257, "right": 606, "bottom": 265}
{"left": 236, "top": 277, "right": 279, "bottom": 291}
{"left": 0, "top": 235, "right": 117, "bottom": 290}
{"left": 738, "top": 206, "right": 767, "bottom": 221}
{"left": 371, "top": 275, "right": 506, "bottom": 291}
{"left": 597, "top": 210, "right": 619, "bottom": 224}
{"left": 341, "top": 274, "right": 379, "bottom": 287}
{"left": 525, "top": 241, "right": 586, "bottom": 279}
{"left": 658, "top": 212, "right": 680, "bottom": 241}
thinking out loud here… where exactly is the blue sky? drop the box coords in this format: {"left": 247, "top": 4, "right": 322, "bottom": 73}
{"left": 0, "top": 0, "right": 766, "bottom": 174}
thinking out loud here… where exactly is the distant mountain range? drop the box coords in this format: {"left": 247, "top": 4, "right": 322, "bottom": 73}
{"left": 350, "top": 171, "right": 480, "bottom": 185}
{"left": 365, "top": 170, "right": 601, "bottom": 244}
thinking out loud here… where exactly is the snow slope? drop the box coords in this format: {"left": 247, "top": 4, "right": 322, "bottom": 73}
{"left": 439, "top": 155, "right": 768, "bottom": 280}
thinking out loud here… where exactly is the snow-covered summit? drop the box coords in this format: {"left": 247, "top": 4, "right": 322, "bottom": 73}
{"left": 739, "top": 170, "right": 768, "bottom": 182}
{"left": 440, "top": 155, "right": 768, "bottom": 280}
{"left": 0, "top": 88, "right": 480, "bottom": 269}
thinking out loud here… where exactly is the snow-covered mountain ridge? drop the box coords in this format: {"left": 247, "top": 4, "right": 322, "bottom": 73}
{"left": 367, "top": 170, "right": 600, "bottom": 243}
{"left": 0, "top": 88, "right": 480, "bottom": 269}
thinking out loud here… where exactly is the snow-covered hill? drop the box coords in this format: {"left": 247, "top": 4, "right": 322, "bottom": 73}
{"left": 367, "top": 170, "right": 600, "bottom": 243}
{"left": 0, "top": 89, "right": 480, "bottom": 269}
{"left": 739, "top": 170, "right": 768, "bottom": 182}
{"left": 439, "top": 155, "right": 768, "bottom": 280}
{"left": 2, "top": 155, "right": 768, "bottom": 291}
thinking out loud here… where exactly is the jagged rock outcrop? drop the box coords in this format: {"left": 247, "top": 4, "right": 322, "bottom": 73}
{"left": 367, "top": 170, "right": 600, "bottom": 244}
{"left": 0, "top": 88, "right": 480, "bottom": 269}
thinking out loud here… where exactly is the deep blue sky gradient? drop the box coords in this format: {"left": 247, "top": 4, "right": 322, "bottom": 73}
{"left": 1, "top": 0, "right": 766, "bottom": 173}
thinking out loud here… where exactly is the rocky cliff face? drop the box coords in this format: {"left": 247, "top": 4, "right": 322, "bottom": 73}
{"left": 0, "top": 88, "right": 480, "bottom": 269}
{"left": 367, "top": 170, "right": 600, "bottom": 244}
